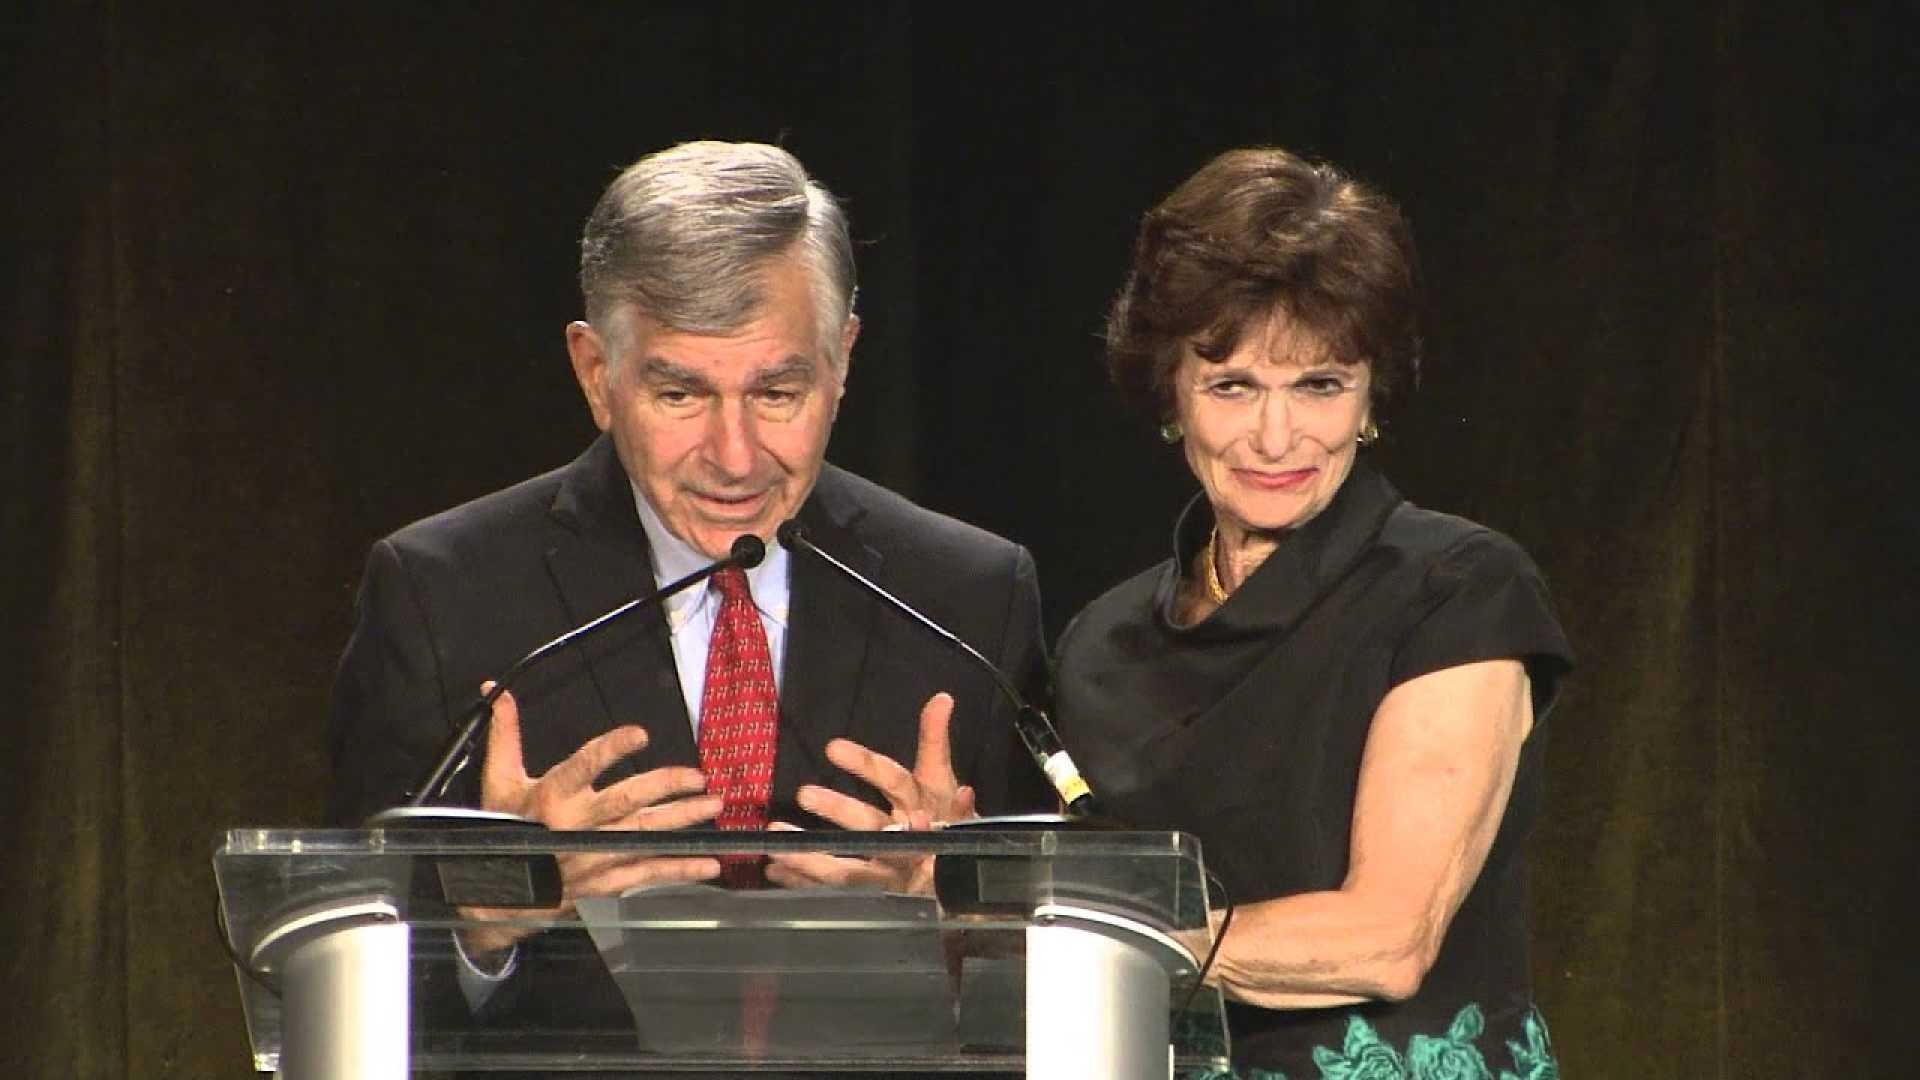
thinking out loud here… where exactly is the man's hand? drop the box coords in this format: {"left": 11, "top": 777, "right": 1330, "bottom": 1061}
{"left": 765, "top": 692, "right": 975, "bottom": 894}
{"left": 457, "top": 685, "right": 724, "bottom": 959}
{"left": 808, "top": 691, "right": 977, "bottom": 828}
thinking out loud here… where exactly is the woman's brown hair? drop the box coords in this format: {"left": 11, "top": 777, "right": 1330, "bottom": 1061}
{"left": 1105, "top": 147, "right": 1422, "bottom": 421}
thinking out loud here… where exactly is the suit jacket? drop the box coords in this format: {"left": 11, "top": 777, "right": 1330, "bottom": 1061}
{"left": 329, "top": 433, "right": 1050, "bottom": 827}
{"left": 323, "top": 437, "right": 1046, "bottom": 1074}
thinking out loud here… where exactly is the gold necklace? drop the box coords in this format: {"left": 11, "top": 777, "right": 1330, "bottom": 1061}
{"left": 1203, "top": 526, "right": 1231, "bottom": 605}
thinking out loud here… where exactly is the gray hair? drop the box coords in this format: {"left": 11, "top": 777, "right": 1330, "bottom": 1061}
{"left": 579, "top": 141, "right": 857, "bottom": 367}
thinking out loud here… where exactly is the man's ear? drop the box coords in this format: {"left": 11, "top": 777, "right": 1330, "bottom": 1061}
{"left": 835, "top": 314, "right": 860, "bottom": 400}
{"left": 566, "top": 320, "right": 614, "bottom": 431}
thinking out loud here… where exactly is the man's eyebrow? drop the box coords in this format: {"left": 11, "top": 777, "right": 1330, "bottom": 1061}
{"left": 751, "top": 356, "right": 818, "bottom": 386}
{"left": 637, "top": 357, "right": 714, "bottom": 387}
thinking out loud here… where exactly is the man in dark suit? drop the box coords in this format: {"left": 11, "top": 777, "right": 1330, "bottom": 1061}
{"left": 328, "top": 141, "right": 1047, "bottom": 945}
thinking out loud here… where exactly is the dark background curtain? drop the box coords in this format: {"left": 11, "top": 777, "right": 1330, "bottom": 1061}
{"left": 5, "top": 2, "right": 1915, "bottom": 1074}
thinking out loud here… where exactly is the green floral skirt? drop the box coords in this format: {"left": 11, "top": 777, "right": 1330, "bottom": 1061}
{"left": 1187, "top": 1002, "right": 1559, "bottom": 1080}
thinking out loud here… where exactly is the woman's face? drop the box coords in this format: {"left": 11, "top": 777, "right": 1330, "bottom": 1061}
{"left": 1173, "top": 312, "right": 1372, "bottom": 537}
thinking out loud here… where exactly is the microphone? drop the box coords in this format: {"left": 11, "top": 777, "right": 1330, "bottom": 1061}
{"left": 775, "top": 519, "right": 1097, "bottom": 817}
{"left": 391, "top": 533, "right": 768, "bottom": 813}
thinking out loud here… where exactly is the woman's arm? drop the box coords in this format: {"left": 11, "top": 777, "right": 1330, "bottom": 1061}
{"left": 1205, "top": 658, "right": 1533, "bottom": 1008}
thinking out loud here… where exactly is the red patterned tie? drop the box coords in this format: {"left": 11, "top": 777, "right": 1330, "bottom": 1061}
{"left": 697, "top": 567, "right": 780, "bottom": 858}
{"left": 695, "top": 566, "right": 781, "bottom": 1050}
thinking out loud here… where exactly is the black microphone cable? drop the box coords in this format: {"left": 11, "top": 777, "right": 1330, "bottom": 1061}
{"left": 1177, "top": 868, "right": 1235, "bottom": 1015}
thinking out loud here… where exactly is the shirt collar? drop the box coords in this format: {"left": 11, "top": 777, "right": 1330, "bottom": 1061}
{"left": 630, "top": 482, "right": 791, "bottom": 630}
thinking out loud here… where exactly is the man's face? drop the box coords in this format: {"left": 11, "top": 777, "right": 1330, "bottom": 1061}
{"left": 568, "top": 255, "right": 856, "bottom": 558}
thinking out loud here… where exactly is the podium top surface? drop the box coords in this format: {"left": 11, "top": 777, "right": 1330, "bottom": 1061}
{"left": 218, "top": 823, "right": 1202, "bottom": 859}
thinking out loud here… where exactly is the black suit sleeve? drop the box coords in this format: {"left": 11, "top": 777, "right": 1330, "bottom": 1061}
{"left": 327, "top": 538, "right": 463, "bottom": 825}
{"left": 968, "top": 544, "right": 1055, "bottom": 815}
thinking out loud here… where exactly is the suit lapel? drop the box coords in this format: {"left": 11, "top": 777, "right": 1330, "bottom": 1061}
{"left": 772, "top": 468, "right": 882, "bottom": 800}
{"left": 541, "top": 437, "right": 700, "bottom": 780}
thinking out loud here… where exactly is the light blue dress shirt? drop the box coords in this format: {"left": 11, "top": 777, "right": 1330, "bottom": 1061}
{"left": 630, "top": 485, "right": 791, "bottom": 733}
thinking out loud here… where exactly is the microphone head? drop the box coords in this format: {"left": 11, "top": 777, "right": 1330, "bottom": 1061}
{"left": 775, "top": 519, "right": 807, "bottom": 548}
{"left": 729, "top": 534, "right": 767, "bottom": 569}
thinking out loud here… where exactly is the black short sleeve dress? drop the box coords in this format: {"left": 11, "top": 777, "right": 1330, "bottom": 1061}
{"left": 1053, "top": 459, "right": 1573, "bottom": 1079}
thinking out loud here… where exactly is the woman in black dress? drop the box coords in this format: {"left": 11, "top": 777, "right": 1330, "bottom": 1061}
{"left": 1053, "top": 148, "right": 1573, "bottom": 1079}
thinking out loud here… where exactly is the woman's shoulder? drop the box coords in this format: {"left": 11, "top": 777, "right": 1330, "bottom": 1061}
{"left": 1375, "top": 501, "right": 1573, "bottom": 691}
{"left": 1377, "top": 503, "right": 1546, "bottom": 585}
{"left": 1055, "top": 558, "right": 1176, "bottom": 661}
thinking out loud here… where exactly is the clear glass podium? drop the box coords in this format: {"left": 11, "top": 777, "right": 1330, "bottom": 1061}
{"left": 214, "top": 825, "right": 1231, "bottom": 1078}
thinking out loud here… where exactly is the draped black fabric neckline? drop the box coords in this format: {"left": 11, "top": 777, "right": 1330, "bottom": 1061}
{"left": 1155, "top": 456, "right": 1404, "bottom": 646}
{"left": 1054, "top": 457, "right": 1410, "bottom": 804}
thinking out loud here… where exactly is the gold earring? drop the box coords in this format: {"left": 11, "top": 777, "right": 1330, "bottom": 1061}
{"left": 1357, "top": 420, "right": 1380, "bottom": 446}
{"left": 1159, "top": 421, "right": 1183, "bottom": 444}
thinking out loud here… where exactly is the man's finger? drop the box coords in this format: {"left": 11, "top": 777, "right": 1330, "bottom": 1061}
{"left": 604, "top": 792, "right": 726, "bottom": 833}
{"left": 797, "top": 783, "right": 896, "bottom": 831}
{"left": 913, "top": 691, "right": 957, "bottom": 785}
{"left": 480, "top": 685, "right": 530, "bottom": 806}
{"left": 824, "top": 738, "right": 922, "bottom": 814}
{"left": 589, "top": 766, "right": 710, "bottom": 824}
{"left": 766, "top": 851, "right": 896, "bottom": 891}
{"left": 571, "top": 855, "right": 722, "bottom": 898}
{"left": 543, "top": 724, "right": 651, "bottom": 796}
